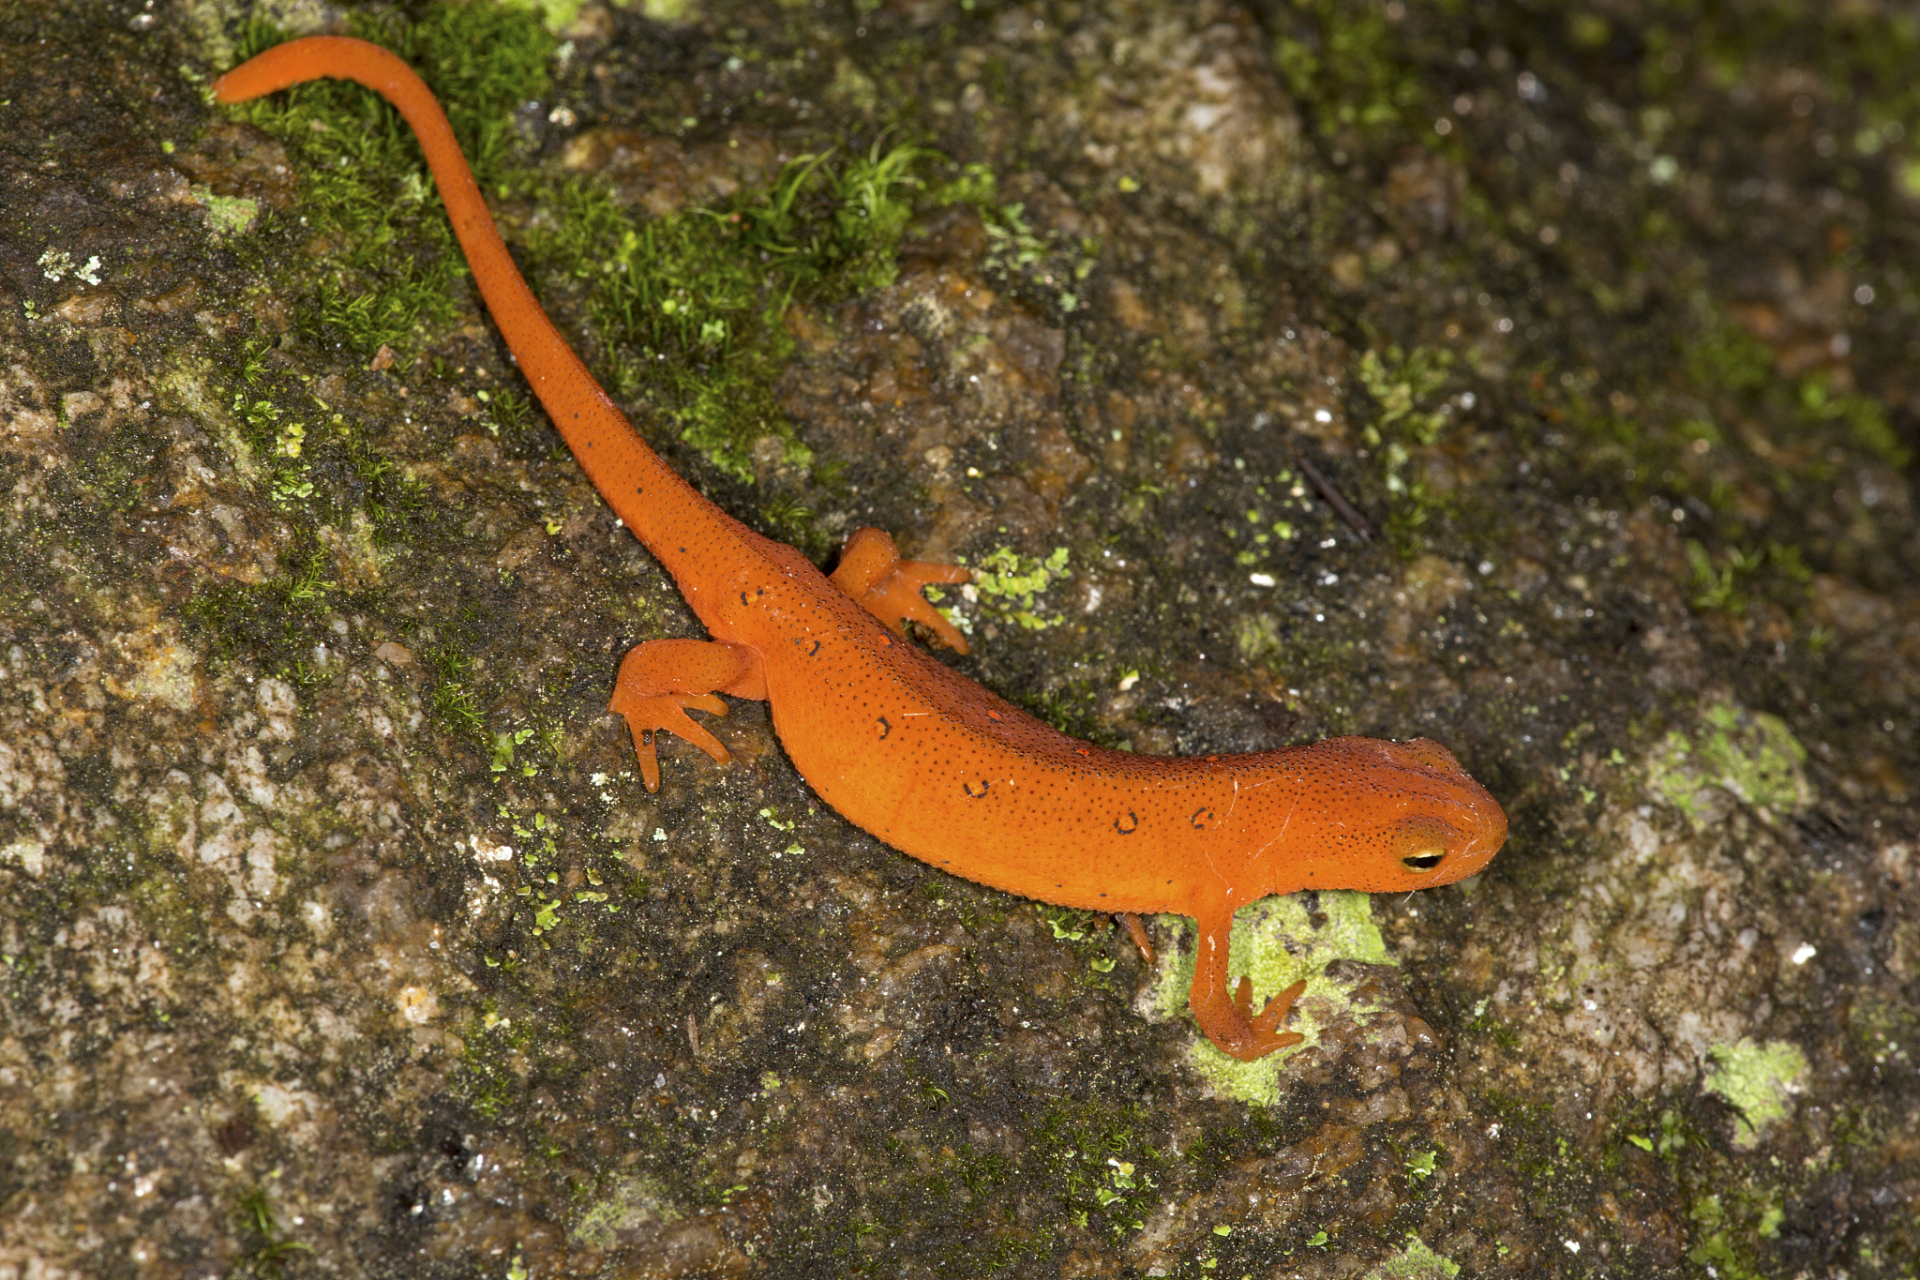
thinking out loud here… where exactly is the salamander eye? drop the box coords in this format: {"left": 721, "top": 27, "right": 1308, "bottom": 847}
{"left": 1393, "top": 816, "right": 1455, "bottom": 873}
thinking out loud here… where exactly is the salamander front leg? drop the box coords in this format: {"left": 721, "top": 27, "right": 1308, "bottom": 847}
{"left": 829, "top": 527, "right": 971, "bottom": 653}
{"left": 1117, "top": 912, "right": 1156, "bottom": 963}
{"left": 607, "top": 639, "right": 767, "bottom": 791}
{"left": 1186, "top": 900, "right": 1306, "bottom": 1061}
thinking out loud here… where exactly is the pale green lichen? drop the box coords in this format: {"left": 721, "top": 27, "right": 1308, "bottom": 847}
{"left": 157, "top": 361, "right": 258, "bottom": 481}
{"left": 1364, "top": 1234, "right": 1462, "bottom": 1279}
{"left": 571, "top": 1175, "right": 682, "bottom": 1251}
{"left": 115, "top": 634, "right": 199, "bottom": 711}
{"left": 1, "top": 838, "right": 46, "bottom": 878}
{"left": 1704, "top": 1038, "right": 1807, "bottom": 1147}
{"left": 193, "top": 185, "right": 259, "bottom": 238}
{"left": 1648, "top": 699, "right": 1809, "bottom": 820}
{"left": 630, "top": 0, "right": 695, "bottom": 21}
{"left": 1313, "top": 888, "right": 1393, "bottom": 964}
{"left": 1233, "top": 612, "right": 1282, "bottom": 662}
{"left": 529, "top": 0, "right": 592, "bottom": 27}
{"left": 1139, "top": 891, "right": 1393, "bottom": 1105}
{"left": 37, "top": 246, "right": 104, "bottom": 285}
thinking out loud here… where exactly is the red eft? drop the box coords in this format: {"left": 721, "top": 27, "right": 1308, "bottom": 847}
{"left": 215, "top": 37, "right": 1507, "bottom": 1062}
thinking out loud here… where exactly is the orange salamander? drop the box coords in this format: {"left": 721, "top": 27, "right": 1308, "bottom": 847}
{"left": 214, "top": 37, "right": 1507, "bottom": 1062}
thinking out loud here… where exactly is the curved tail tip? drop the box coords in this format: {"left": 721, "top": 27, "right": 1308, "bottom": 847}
{"left": 210, "top": 61, "right": 262, "bottom": 105}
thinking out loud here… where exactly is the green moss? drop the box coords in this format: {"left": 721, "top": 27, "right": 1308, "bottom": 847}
{"left": 927, "top": 167, "right": 1097, "bottom": 315}
{"left": 1033, "top": 1100, "right": 1164, "bottom": 1236}
{"left": 758, "top": 492, "right": 829, "bottom": 557}
{"left": 524, "top": 142, "right": 931, "bottom": 480}
{"left": 1683, "top": 314, "right": 1774, "bottom": 397}
{"left": 1356, "top": 344, "right": 1457, "bottom": 540}
{"left": 453, "top": 1005, "right": 535, "bottom": 1122}
{"left": 226, "top": 4, "right": 554, "bottom": 365}
{"left": 1687, "top": 1182, "right": 1788, "bottom": 1280}
{"left": 1661, "top": 307, "right": 1912, "bottom": 530}
{"left": 425, "top": 644, "right": 487, "bottom": 747}
{"left": 1141, "top": 891, "right": 1393, "bottom": 1106}
{"left": 177, "top": 352, "right": 436, "bottom": 694}
{"left": 1648, "top": 699, "right": 1810, "bottom": 820}
{"left": 1616, "top": 1106, "right": 1694, "bottom": 1162}
{"left": 1704, "top": 1038, "right": 1808, "bottom": 1147}
{"left": 1534, "top": 285, "right": 1904, "bottom": 610}
{"left": 386, "top": 3, "right": 554, "bottom": 186}
{"left": 181, "top": 542, "right": 335, "bottom": 689}
{"left": 1799, "top": 373, "right": 1911, "bottom": 469}
{"left": 232, "top": 1183, "right": 311, "bottom": 1279}
{"left": 1682, "top": 538, "right": 1812, "bottom": 614}
{"left": 1848, "top": 992, "right": 1920, "bottom": 1069}
{"left": 1267, "top": 1, "right": 1436, "bottom": 149}
{"left": 1358, "top": 345, "right": 1453, "bottom": 449}
{"left": 1404, "top": 1148, "right": 1438, "bottom": 1182}
{"left": 505, "top": 154, "right": 1065, "bottom": 472}
{"left": 1782, "top": 8, "right": 1920, "bottom": 178}
{"left": 538, "top": 154, "right": 1072, "bottom": 497}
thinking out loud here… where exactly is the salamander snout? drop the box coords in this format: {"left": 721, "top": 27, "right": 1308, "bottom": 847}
{"left": 1382, "top": 738, "right": 1507, "bottom": 883}
{"left": 1238, "top": 733, "right": 1509, "bottom": 896}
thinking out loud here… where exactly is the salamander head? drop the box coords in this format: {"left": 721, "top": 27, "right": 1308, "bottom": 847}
{"left": 1249, "top": 735, "right": 1507, "bottom": 895}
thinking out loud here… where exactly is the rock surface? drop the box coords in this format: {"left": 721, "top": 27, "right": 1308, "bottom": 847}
{"left": 1, "top": 1, "right": 1915, "bottom": 1277}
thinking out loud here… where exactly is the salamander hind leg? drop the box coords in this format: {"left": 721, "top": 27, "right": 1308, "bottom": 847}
{"left": 607, "top": 639, "right": 767, "bottom": 792}
{"left": 828, "top": 527, "right": 971, "bottom": 653}
{"left": 1186, "top": 901, "right": 1307, "bottom": 1061}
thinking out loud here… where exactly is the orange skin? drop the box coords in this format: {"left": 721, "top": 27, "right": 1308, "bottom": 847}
{"left": 215, "top": 38, "right": 1508, "bottom": 1062}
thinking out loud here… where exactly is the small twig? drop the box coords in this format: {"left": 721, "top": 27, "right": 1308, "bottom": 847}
{"left": 1287, "top": 442, "right": 1375, "bottom": 544}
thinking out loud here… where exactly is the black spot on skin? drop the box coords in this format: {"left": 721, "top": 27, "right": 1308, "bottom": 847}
{"left": 964, "top": 780, "right": 989, "bottom": 799}
{"left": 877, "top": 717, "right": 890, "bottom": 740}
{"left": 1114, "top": 811, "right": 1139, "bottom": 835}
